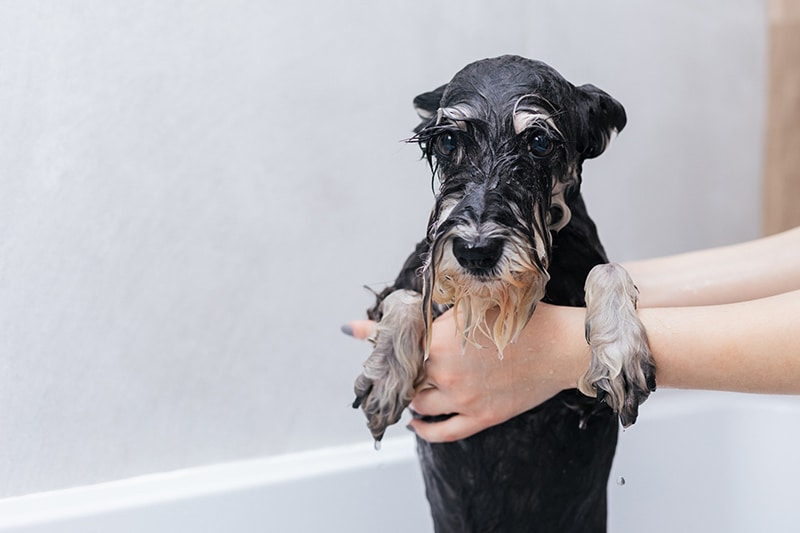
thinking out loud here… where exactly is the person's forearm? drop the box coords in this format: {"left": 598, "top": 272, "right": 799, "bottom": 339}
{"left": 638, "top": 290, "right": 800, "bottom": 394}
{"left": 623, "top": 227, "right": 800, "bottom": 307}
{"left": 559, "top": 290, "right": 800, "bottom": 395}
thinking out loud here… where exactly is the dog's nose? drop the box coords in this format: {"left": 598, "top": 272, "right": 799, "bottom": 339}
{"left": 452, "top": 236, "right": 504, "bottom": 272}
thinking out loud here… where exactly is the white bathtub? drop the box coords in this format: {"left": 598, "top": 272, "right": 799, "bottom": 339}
{"left": 1, "top": 391, "right": 798, "bottom": 532}
{"left": 609, "top": 391, "right": 800, "bottom": 533}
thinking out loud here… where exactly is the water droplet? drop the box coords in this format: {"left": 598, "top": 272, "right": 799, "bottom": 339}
{"left": 374, "top": 440, "right": 382, "bottom": 451}
{"left": 616, "top": 476, "right": 626, "bottom": 486}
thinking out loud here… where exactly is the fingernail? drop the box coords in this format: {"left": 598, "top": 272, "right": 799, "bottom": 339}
{"left": 406, "top": 423, "right": 416, "bottom": 434}
{"left": 340, "top": 324, "right": 354, "bottom": 336}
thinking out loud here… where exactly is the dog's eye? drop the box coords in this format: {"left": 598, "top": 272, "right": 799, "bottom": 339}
{"left": 528, "top": 132, "right": 555, "bottom": 158}
{"left": 434, "top": 133, "right": 459, "bottom": 158}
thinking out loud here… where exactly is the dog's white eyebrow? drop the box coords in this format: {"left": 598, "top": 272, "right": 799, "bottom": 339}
{"left": 512, "top": 94, "right": 561, "bottom": 135}
{"left": 436, "top": 104, "right": 475, "bottom": 129}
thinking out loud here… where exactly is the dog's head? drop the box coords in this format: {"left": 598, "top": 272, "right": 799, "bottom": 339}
{"left": 412, "top": 55, "right": 626, "bottom": 353}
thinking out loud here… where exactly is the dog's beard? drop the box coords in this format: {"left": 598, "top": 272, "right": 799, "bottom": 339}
{"left": 422, "top": 235, "right": 549, "bottom": 358}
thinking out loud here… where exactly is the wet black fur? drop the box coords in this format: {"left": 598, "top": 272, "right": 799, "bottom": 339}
{"left": 367, "top": 56, "right": 626, "bottom": 532}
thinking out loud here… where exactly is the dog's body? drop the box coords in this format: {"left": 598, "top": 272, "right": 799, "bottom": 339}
{"left": 353, "top": 56, "right": 655, "bottom": 532}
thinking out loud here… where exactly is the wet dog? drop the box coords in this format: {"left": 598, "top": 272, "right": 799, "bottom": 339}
{"left": 353, "top": 55, "right": 655, "bottom": 532}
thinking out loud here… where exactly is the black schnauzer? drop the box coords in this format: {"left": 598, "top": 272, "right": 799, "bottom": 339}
{"left": 353, "top": 55, "right": 656, "bottom": 533}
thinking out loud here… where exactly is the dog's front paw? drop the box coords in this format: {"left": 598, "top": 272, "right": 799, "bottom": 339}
{"left": 352, "top": 290, "right": 426, "bottom": 442}
{"left": 579, "top": 263, "right": 656, "bottom": 427}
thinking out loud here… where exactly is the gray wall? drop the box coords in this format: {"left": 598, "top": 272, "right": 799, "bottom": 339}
{"left": 0, "top": 0, "right": 765, "bottom": 497}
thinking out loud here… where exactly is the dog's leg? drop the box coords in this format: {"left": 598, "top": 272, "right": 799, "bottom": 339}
{"left": 353, "top": 289, "right": 426, "bottom": 443}
{"left": 579, "top": 263, "right": 656, "bottom": 427}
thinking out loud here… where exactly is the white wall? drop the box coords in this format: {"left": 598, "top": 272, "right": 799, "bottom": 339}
{"left": 0, "top": 0, "right": 765, "bottom": 497}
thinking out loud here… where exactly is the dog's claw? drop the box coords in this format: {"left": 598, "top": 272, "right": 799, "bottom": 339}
{"left": 595, "top": 387, "right": 606, "bottom": 404}
{"left": 351, "top": 386, "right": 371, "bottom": 410}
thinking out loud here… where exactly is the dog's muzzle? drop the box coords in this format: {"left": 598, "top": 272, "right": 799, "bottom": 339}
{"left": 424, "top": 223, "right": 549, "bottom": 357}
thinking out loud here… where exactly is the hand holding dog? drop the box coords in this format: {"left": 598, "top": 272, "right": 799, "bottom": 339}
{"left": 346, "top": 304, "right": 590, "bottom": 443}
{"left": 347, "top": 228, "right": 800, "bottom": 442}
{"left": 348, "top": 290, "right": 800, "bottom": 442}
{"left": 409, "top": 305, "right": 590, "bottom": 442}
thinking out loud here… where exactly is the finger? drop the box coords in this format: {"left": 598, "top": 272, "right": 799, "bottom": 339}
{"left": 409, "top": 387, "right": 448, "bottom": 417}
{"left": 407, "top": 415, "right": 482, "bottom": 443}
{"left": 341, "top": 320, "right": 377, "bottom": 341}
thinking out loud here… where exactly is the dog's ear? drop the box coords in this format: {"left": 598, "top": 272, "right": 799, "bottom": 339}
{"left": 412, "top": 84, "right": 447, "bottom": 133}
{"left": 574, "top": 84, "right": 627, "bottom": 160}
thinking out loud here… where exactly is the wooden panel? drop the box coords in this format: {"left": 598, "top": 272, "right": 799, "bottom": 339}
{"left": 763, "top": 0, "right": 800, "bottom": 234}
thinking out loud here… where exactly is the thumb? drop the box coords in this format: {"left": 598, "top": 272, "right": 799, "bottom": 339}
{"left": 407, "top": 415, "right": 483, "bottom": 443}
{"left": 341, "top": 320, "right": 377, "bottom": 341}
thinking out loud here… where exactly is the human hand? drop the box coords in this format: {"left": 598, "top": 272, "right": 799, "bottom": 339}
{"left": 408, "top": 305, "right": 586, "bottom": 442}
{"left": 344, "top": 303, "right": 588, "bottom": 443}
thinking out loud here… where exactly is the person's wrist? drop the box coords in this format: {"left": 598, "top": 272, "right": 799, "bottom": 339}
{"left": 556, "top": 305, "right": 592, "bottom": 391}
